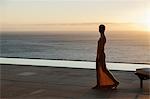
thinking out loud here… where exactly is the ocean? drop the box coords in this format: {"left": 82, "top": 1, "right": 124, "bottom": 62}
{"left": 0, "top": 31, "right": 150, "bottom": 64}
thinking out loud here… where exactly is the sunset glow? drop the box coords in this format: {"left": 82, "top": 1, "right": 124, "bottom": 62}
{"left": 144, "top": 17, "right": 150, "bottom": 31}
{"left": 0, "top": 0, "right": 150, "bottom": 32}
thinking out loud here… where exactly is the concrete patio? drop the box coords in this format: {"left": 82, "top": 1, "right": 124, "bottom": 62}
{"left": 0, "top": 64, "right": 150, "bottom": 99}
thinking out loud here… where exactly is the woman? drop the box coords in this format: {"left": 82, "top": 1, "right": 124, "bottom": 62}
{"left": 93, "top": 24, "right": 119, "bottom": 89}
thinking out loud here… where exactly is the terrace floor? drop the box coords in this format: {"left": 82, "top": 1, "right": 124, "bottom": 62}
{"left": 1, "top": 64, "right": 150, "bottom": 99}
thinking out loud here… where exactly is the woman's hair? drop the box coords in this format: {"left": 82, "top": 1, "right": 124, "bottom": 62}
{"left": 99, "top": 24, "right": 105, "bottom": 33}
{"left": 99, "top": 24, "right": 105, "bottom": 30}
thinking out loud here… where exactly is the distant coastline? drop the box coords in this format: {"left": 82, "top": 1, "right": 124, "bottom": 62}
{"left": 1, "top": 23, "right": 149, "bottom": 32}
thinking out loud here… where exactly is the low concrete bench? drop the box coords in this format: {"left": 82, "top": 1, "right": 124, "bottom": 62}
{"left": 135, "top": 68, "right": 150, "bottom": 88}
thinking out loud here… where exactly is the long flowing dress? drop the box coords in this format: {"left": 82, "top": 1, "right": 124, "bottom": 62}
{"left": 96, "top": 34, "right": 119, "bottom": 87}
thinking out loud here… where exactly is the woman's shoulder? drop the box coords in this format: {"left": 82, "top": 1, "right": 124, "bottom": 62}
{"left": 98, "top": 37, "right": 106, "bottom": 44}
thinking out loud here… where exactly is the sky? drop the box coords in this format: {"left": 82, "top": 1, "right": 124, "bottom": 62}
{"left": 0, "top": 0, "right": 150, "bottom": 31}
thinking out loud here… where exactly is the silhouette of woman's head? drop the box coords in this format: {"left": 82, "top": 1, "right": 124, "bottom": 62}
{"left": 99, "top": 24, "right": 105, "bottom": 33}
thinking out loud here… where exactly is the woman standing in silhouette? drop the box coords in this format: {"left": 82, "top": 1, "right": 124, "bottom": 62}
{"left": 93, "top": 24, "right": 119, "bottom": 89}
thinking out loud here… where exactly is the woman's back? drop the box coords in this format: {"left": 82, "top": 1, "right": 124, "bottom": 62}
{"left": 98, "top": 35, "right": 106, "bottom": 54}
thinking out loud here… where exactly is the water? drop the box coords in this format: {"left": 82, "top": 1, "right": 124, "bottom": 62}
{"left": 0, "top": 31, "right": 150, "bottom": 64}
